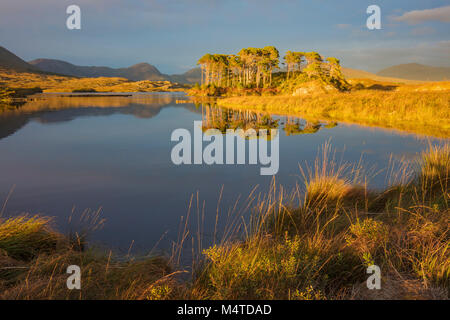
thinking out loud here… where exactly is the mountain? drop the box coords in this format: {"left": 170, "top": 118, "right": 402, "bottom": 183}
{"left": 0, "top": 46, "right": 39, "bottom": 72}
{"left": 169, "top": 68, "right": 201, "bottom": 84}
{"left": 29, "top": 59, "right": 168, "bottom": 81}
{"left": 377, "top": 63, "right": 450, "bottom": 81}
{"left": 30, "top": 58, "right": 203, "bottom": 84}
{"left": 342, "top": 67, "right": 381, "bottom": 79}
{"left": 341, "top": 67, "right": 430, "bottom": 84}
{"left": 122, "top": 63, "right": 166, "bottom": 81}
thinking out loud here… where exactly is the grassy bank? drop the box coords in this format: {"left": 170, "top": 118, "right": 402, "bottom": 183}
{"left": 0, "top": 216, "right": 186, "bottom": 299}
{"left": 217, "top": 89, "right": 450, "bottom": 138}
{"left": 0, "top": 144, "right": 448, "bottom": 299}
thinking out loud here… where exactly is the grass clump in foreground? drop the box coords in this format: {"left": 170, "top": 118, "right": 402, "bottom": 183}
{"left": 0, "top": 215, "right": 185, "bottom": 299}
{"left": 0, "top": 216, "right": 62, "bottom": 261}
{"left": 0, "top": 144, "right": 448, "bottom": 299}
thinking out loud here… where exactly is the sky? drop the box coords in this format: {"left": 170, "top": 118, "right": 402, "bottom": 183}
{"left": 1, "top": 0, "right": 449, "bottom": 74}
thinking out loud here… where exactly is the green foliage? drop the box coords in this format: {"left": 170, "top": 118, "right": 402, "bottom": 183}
{"left": 194, "top": 47, "right": 351, "bottom": 95}
{"left": 200, "top": 234, "right": 361, "bottom": 299}
{"left": 346, "top": 219, "right": 389, "bottom": 266}
{"left": 197, "top": 47, "right": 280, "bottom": 89}
{"left": 278, "top": 72, "right": 310, "bottom": 93}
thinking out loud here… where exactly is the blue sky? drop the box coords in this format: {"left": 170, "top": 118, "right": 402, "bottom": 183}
{"left": 1, "top": 0, "right": 449, "bottom": 73}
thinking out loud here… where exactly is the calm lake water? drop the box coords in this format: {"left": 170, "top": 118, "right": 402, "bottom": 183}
{"left": 0, "top": 93, "right": 445, "bottom": 254}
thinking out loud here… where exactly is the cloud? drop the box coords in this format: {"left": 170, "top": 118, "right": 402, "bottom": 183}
{"left": 393, "top": 6, "right": 450, "bottom": 24}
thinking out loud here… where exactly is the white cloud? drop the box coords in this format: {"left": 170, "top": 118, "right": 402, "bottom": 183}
{"left": 394, "top": 6, "right": 450, "bottom": 24}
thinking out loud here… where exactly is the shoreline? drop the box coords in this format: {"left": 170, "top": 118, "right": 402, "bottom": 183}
{"left": 215, "top": 91, "right": 450, "bottom": 138}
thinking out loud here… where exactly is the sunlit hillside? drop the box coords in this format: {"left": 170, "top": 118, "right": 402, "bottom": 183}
{"left": 341, "top": 67, "right": 429, "bottom": 84}
{"left": 0, "top": 68, "right": 187, "bottom": 94}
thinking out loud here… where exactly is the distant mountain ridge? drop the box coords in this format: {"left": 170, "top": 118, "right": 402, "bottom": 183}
{"left": 340, "top": 67, "right": 425, "bottom": 84}
{"left": 0, "top": 46, "right": 39, "bottom": 72}
{"left": 1, "top": 46, "right": 448, "bottom": 84}
{"left": 29, "top": 59, "right": 166, "bottom": 81}
{"left": 377, "top": 63, "right": 450, "bottom": 81}
{"left": 29, "top": 58, "right": 202, "bottom": 84}
{"left": 169, "top": 68, "right": 201, "bottom": 84}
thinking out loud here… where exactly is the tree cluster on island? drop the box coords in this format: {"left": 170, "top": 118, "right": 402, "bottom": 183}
{"left": 194, "top": 47, "right": 348, "bottom": 94}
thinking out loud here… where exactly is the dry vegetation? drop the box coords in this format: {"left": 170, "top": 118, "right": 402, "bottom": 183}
{"left": 0, "top": 143, "right": 448, "bottom": 300}
{"left": 0, "top": 68, "right": 187, "bottom": 95}
{"left": 218, "top": 83, "right": 450, "bottom": 138}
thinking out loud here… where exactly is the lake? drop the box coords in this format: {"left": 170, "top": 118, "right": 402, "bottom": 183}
{"left": 0, "top": 93, "right": 445, "bottom": 255}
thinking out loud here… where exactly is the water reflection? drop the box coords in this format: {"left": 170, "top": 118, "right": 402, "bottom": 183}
{"left": 198, "top": 102, "right": 337, "bottom": 138}
{"left": 0, "top": 93, "right": 193, "bottom": 140}
{"left": 200, "top": 103, "right": 280, "bottom": 140}
{"left": 1, "top": 96, "right": 339, "bottom": 141}
{"left": 0, "top": 93, "right": 444, "bottom": 252}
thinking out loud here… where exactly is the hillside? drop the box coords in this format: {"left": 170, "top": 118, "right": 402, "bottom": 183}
{"left": 341, "top": 67, "right": 427, "bottom": 84}
{"left": 29, "top": 58, "right": 203, "bottom": 84}
{"left": 169, "top": 67, "right": 201, "bottom": 84}
{"left": 0, "top": 46, "right": 39, "bottom": 72}
{"left": 0, "top": 67, "right": 187, "bottom": 94}
{"left": 377, "top": 63, "right": 450, "bottom": 81}
{"left": 29, "top": 59, "right": 168, "bottom": 81}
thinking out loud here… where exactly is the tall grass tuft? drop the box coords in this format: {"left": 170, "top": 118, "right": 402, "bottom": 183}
{"left": 418, "top": 144, "right": 449, "bottom": 184}
{"left": 301, "top": 142, "right": 367, "bottom": 209}
{"left": 0, "top": 216, "right": 62, "bottom": 260}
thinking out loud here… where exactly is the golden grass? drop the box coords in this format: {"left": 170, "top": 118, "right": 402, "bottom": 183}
{"left": 300, "top": 142, "right": 366, "bottom": 208}
{"left": 0, "top": 68, "right": 187, "bottom": 94}
{"left": 0, "top": 216, "right": 62, "bottom": 261}
{"left": 419, "top": 144, "right": 450, "bottom": 180}
{"left": 341, "top": 67, "right": 430, "bottom": 84}
{"left": 0, "top": 215, "right": 185, "bottom": 300}
{"left": 218, "top": 89, "right": 450, "bottom": 138}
